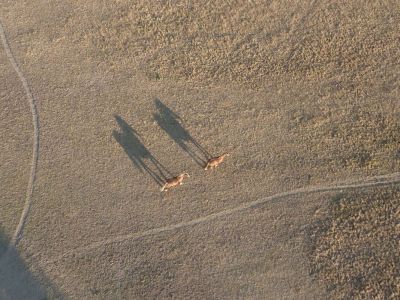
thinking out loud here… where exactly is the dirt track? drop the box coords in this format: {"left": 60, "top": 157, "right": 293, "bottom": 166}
{"left": 1, "top": 1, "right": 399, "bottom": 299}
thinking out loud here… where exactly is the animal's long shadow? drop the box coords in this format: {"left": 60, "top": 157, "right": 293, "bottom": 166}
{"left": 153, "top": 99, "right": 211, "bottom": 167}
{"left": 113, "top": 115, "right": 171, "bottom": 187}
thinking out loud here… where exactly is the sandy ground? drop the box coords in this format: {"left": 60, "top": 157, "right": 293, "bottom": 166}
{"left": 0, "top": 0, "right": 399, "bottom": 299}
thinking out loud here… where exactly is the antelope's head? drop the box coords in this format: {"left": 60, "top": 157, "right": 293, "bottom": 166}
{"left": 180, "top": 172, "right": 190, "bottom": 178}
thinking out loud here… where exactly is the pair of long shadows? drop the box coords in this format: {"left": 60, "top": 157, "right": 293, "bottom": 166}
{"left": 113, "top": 99, "right": 211, "bottom": 187}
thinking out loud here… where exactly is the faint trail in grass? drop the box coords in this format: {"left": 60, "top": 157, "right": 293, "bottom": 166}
{"left": 50, "top": 172, "right": 400, "bottom": 262}
{"left": 0, "top": 19, "right": 40, "bottom": 246}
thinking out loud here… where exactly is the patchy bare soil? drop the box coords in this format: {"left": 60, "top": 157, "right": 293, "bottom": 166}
{"left": 1, "top": 0, "right": 399, "bottom": 299}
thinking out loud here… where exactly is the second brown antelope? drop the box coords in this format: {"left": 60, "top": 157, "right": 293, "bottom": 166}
{"left": 204, "top": 153, "right": 230, "bottom": 170}
{"left": 160, "top": 172, "right": 190, "bottom": 192}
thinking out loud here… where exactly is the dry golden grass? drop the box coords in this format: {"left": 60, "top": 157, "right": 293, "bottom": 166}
{"left": 308, "top": 187, "right": 400, "bottom": 299}
{"left": 1, "top": 0, "right": 399, "bottom": 298}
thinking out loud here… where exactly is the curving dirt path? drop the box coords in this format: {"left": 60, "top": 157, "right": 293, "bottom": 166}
{"left": 0, "top": 19, "right": 40, "bottom": 247}
{"left": 49, "top": 172, "right": 400, "bottom": 263}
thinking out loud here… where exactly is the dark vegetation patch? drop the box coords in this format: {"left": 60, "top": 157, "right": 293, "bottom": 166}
{"left": 306, "top": 187, "right": 400, "bottom": 299}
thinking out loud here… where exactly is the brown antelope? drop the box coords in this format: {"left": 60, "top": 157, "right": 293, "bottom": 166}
{"left": 160, "top": 172, "right": 190, "bottom": 192}
{"left": 204, "top": 153, "right": 230, "bottom": 170}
